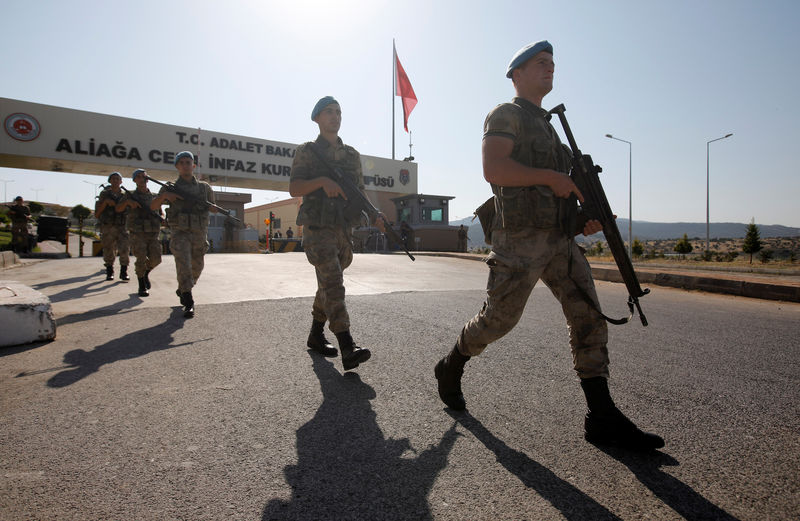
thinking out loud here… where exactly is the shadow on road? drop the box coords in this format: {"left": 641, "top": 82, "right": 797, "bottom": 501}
{"left": 448, "top": 410, "right": 623, "bottom": 521}
{"left": 593, "top": 444, "right": 741, "bottom": 520}
{"left": 44, "top": 308, "right": 196, "bottom": 388}
{"left": 262, "top": 352, "right": 460, "bottom": 521}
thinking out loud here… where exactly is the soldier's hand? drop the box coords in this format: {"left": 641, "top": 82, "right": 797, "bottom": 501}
{"left": 550, "top": 173, "right": 584, "bottom": 202}
{"left": 374, "top": 213, "right": 386, "bottom": 233}
{"left": 582, "top": 219, "right": 603, "bottom": 236}
{"left": 320, "top": 178, "right": 346, "bottom": 199}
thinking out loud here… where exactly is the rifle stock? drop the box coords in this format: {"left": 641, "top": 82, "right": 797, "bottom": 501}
{"left": 308, "top": 144, "right": 415, "bottom": 261}
{"left": 549, "top": 103, "right": 649, "bottom": 326}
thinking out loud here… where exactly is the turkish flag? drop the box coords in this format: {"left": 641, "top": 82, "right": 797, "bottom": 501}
{"left": 394, "top": 48, "right": 417, "bottom": 132}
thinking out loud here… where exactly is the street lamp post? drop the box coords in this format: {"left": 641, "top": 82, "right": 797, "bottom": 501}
{"left": 30, "top": 188, "right": 44, "bottom": 201}
{"left": 706, "top": 133, "right": 733, "bottom": 254}
{"left": 605, "top": 134, "right": 632, "bottom": 258}
{"left": 0, "top": 178, "right": 14, "bottom": 203}
{"left": 83, "top": 180, "right": 104, "bottom": 200}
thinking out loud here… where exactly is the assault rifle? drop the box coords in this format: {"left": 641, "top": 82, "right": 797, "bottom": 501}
{"left": 308, "top": 143, "right": 415, "bottom": 261}
{"left": 120, "top": 185, "right": 165, "bottom": 223}
{"left": 144, "top": 174, "right": 242, "bottom": 225}
{"left": 549, "top": 104, "right": 649, "bottom": 326}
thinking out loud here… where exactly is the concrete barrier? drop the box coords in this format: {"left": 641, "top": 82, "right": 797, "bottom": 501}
{"left": 0, "top": 282, "right": 56, "bottom": 347}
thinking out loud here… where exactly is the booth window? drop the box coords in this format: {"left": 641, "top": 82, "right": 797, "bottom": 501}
{"left": 421, "top": 207, "right": 443, "bottom": 223}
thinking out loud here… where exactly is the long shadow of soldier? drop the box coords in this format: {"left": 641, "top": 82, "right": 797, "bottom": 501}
{"left": 592, "top": 444, "right": 740, "bottom": 520}
{"left": 45, "top": 308, "right": 192, "bottom": 388}
{"left": 30, "top": 272, "right": 97, "bottom": 291}
{"left": 38, "top": 276, "right": 129, "bottom": 306}
{"left": 262, "top": 352, "right": 461, "bottom": 521}
{"left": 447, "top": 410, "right": 623, "bottom": 521}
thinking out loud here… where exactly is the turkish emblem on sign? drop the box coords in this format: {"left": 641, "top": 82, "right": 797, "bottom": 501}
{"left": 399, "top": 169, "right": 410, "bottom": 186}
{"left": 4, "top": 113, "right": 41, "bottom": 142}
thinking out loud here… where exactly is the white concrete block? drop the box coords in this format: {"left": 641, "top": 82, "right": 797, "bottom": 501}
{"left": 0, "top": 281, "right": 56, "bottom": 347}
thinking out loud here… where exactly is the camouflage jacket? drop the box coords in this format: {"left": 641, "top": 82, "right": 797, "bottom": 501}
{"left": 290, "top": 135, "right": 365, "bottom": 229}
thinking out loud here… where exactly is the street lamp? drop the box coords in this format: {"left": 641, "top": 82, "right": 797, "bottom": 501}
{"left": 706, "top": 133, "right": 733, "bottom": 254}
{"left": 83, "top": 180, "right": 104, "bottom": 199}
{"left": 605, "top": 134, "right": 632, "bottom": 258}
{"left": 30, "top": 188, "right": 44, "bottom": 201}
{"left": 0, "top": 178, "right": 14, "bottom": 203}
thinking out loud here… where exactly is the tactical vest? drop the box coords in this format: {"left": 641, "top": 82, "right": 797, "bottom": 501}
{"left": 97, "top": 189, "right": 127, "bottom": 226}
{"left": 164, "top": 178, "right": 211, "bottom": 230}
{"left": 490, "top": 99, "right": 575, "bottom": 231}
{"left": 295, "top": 142, "right": 364, "bottom": 229}
{"left": 125, "top": 190, "right": 161, "bottom": 233}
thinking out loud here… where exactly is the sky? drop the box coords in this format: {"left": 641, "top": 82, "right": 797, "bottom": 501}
{"left": 1, "top": 0, "right": 798, "bottom": 227}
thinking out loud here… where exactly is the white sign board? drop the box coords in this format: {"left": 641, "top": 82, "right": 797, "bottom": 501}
{"left": 0, "top": 97, "right": 418, "bottom": 194}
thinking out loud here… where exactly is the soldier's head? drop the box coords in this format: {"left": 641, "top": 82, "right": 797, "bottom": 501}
{"left": 132, "top": 168, "right": 147, "bottom": 188}
{"left": 14, "top": 195, "right": 23, "bottom": 205}
{"left": 108, "top": 172, "right": 122, "bottom": 189}
{"left": 174, "top": 151, "right": 195, "bottom": 179}
{"left": 311, "top": 96, "right": 341, "bottom": 136}
{"left": 507, "top": 40, "right": 554, "bottom": 102}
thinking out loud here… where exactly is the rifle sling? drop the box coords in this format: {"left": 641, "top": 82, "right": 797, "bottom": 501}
{"left": 567, "top": 238, "right": 633, "bottom": 326}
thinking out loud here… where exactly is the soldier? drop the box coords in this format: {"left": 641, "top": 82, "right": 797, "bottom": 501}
{"left": 8, "top": 196, "right": 32, "bottom": 254}
{"left": 289, "top": 96, "right": 383, "bottom": 371}
{"left": 117, "top": 169, "right": 162, "bottom": 297}
{"left": 457, "top": 224, "right": 468, "bottom": 252}
{"left": 95, "top": 172, "right": 130, "bottom": 281}
{"left": 150, "top": 151, "right": 215, "bottom": 318}
{"left": 434, "top": 41, "right": 664, "bottom": 451}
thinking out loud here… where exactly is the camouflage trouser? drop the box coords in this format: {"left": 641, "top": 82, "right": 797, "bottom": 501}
{"left": 302, "top": 226, "right": 353, "bottom": 334}
{"left": 130, "top": 231, "right": 162, "bottom": 277}
{"left": 11, "top": 224, "right": 29, "bottom": 252}
{"left": 100, "top": 224, "right": 130, "bottom": 266}
{"left": 170, "top": 227, "right": 208, "bottom": 293}
{"left": 457, "top": 227, "right": 610, "bottom": 379}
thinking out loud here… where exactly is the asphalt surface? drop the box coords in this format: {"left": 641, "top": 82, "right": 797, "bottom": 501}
{"left": 1, "top": 253, "right": 799, "bottom": 520}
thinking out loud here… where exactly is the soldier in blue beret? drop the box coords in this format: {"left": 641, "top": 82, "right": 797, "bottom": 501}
{"left": 151, "top": 150, "right": 217, "bottom": 317}
{"left": 435, "top": 41, "right": 664, "bottom": 451}
{"left": 289, "top": 96, "right": 385, "bottom": 371}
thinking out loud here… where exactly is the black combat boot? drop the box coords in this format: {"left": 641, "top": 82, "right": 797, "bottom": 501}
{"left": 335, "top": 331, "right": 370, "bottom": 371}
{"left": 144, "top": 269, "right": 152, "bottom": 289}
{"left": 137, "top": 277, "right": 149, "bottom": 297}
{"left": 105, "top": 264, "right": 114, "bottom": 281}
{"left": 307, "top": 320, "right": 338, "bottom": 357}
{"left": 181, "top": 291, "right": 194, "bottom": 318}
{"left": 434, "top": 345, "right": 470, "bottom": 410}
{"left": 580, "top": 376, "right": 664, "bottom": 451}
{"left": 119, "top": 265, "right": 130, "bottom": 281}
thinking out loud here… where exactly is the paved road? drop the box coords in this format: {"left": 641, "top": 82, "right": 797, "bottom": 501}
{"left": 1, "top": 254, "right": 799, "bottom": 520}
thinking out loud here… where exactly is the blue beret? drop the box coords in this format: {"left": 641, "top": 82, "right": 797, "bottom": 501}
{"left": 14, "top": 196, "right": 22, "bottom": 201}
{"left": 506, "top": 40, "right": 553, "bottom": 78}
{"left": 108, "top": 172, "right": 122, "bottom": 182}
{"left": 174, "top": 151, "right": 194, "bottom": 165}
{"left": 132, "top": 169, "right": 146, "bottom": 181}
{"left": 311, "top": 96, "right": 338, "bottom": 121}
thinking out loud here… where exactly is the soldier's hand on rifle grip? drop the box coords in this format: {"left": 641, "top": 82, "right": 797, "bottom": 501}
{"left": 550, "top": 172, "right": 584, "bottom": 202}
{"left": 374, "top": 213, "right": 387, "bottom": 233}
{"left": 319, "top": 177, "right": 346, "bottom": 199}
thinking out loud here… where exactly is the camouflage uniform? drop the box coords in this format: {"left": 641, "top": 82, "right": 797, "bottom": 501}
{"left": 97, "top": 188, "right": 130, "bottom": 268}
{"left": 123, "top": 189, "right": 162, "bottom": 278}
{"left": 458, "top": 97, "right": 609, "bottom": 379}
{"left": 160, "top": 176, "right": 213, "bottom": 293}
{"left": 291, "top": 135, "right": 364, "bottom": 334}
{"left": 8, "top": 204, "right": 31, "bottom": 252}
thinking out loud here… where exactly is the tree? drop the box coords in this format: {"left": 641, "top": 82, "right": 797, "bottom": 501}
{"left": 28, "top": 201, "right": 44, "bottom": 215}
{"left": 758, "top": 250, "right": 773, "bottom": 264}
{"left": 631, "top": 238, "right": 644, "bottom": 258}
{"left": 71, "top": 204, "right": 92, "bottom": 257}
{"left": 742, "top": 218, "right": 762, "bottom": 264}
{"left": 674, "top": 234, "right": 693, "bottom": 258}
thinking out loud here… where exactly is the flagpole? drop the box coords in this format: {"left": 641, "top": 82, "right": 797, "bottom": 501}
{"left": 392, "top": 39, "right": 396, "bottom": 160}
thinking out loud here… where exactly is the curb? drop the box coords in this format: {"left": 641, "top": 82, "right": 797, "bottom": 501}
{"left": 410, "top": 251, "right": 800, "bottom": 303}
